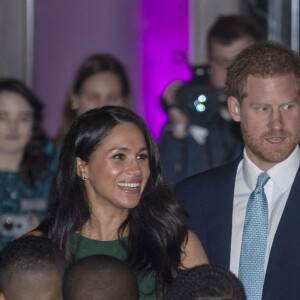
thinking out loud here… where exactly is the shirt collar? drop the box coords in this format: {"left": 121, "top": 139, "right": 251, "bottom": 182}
{"left": 242, "top": 146, "right": 300, "bottom": 192}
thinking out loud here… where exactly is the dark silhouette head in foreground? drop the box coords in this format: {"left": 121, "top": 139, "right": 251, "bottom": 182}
{"left": 63, "top": 255, "right": 139, "bottom": 300}
{"left": 0, "top": 235, "right": 66, "bottom": 300}
{"left": 164, "top": 264, "right": 246, "bottom": 300}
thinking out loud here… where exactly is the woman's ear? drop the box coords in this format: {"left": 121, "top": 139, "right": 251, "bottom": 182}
{"left": 70, "top": 93, "right": 79, "bottom": 111}
{"left": 227, "top": 96, "right": 241, "bottom": 122}
{"left": 76, "top": 157, "right": 88, "bottom": 180}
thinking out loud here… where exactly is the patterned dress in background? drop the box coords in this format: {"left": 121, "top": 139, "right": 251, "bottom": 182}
{"left": 0, "top": 141, "right": 59, "bottom": 250}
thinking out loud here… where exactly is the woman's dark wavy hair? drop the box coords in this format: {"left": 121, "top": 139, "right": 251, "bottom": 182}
{"left": 43, "top": 106, "right": 188, "bottom": 294}
{"left": 0, "top": 79, "right": 49, "bottom": 187}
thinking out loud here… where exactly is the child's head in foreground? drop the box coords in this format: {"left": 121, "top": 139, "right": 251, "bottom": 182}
{"left": 164, "top": 264, "right": 246, "bottom": 300}
{"left": 0, "top": 235, "right": 66, "bottom": 300}
{"left": 63, "top": 254, "right": 139, "bottom": 300}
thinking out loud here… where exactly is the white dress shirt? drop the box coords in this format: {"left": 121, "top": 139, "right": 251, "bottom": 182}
{"left": 230, "top": 146, "right": 300, "bottom": 276}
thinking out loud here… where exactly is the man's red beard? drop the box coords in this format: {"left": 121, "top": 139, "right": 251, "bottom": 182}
{"left": 240, "top": 121, "right": 300, "bottom": 164}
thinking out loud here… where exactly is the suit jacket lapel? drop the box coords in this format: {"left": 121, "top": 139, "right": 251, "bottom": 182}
{"left": 207, "top": 159, "right": 240, "bottom": 269}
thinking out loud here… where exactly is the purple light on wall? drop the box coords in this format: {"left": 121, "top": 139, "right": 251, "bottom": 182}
{"left": 33, "top": 0, "right": 139, "bottom": 138}
{"left": 141, "top": 0, "right": 192, "bottom": 141}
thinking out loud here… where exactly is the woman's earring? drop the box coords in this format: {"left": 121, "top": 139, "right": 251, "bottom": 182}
{"left": 83, "top": 176, "right": 87, "bottom": 181}
{"left": 71, "top": 101, "right": 79, "bottom": 110}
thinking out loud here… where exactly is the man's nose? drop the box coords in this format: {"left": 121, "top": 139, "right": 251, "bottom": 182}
{"left": 268, "top": 110, "right": 284, "bottom": 131}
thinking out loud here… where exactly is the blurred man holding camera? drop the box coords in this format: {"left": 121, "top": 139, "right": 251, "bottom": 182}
{"left": 160, "top": 15, "right": 264, "bottom": 187}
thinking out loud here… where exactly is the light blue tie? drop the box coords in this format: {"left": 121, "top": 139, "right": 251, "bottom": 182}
{"left": 238, "top": 172, "right": 270, "bottom": 300}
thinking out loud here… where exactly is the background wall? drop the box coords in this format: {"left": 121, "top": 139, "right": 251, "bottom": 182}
{"left": 0, "top": 0, "right": 32, "bottom": 85}
{"left": 141, "top": 0, "right": 191, "bottom": 139}
{"left": 33, "top": 0, "right": 140, "bottom": 137}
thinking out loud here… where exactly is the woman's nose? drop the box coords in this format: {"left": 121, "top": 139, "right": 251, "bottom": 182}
{"left": 126, "top": 159, "right": 142, "bottom": 176}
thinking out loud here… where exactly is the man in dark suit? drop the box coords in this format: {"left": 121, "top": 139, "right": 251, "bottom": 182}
{"left": 175, "top": 41, "right": 300, "bottom": 300}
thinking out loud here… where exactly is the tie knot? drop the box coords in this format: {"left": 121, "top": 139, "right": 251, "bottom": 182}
{"left": 256, "top": 172, "right": 270, "bottom": 189}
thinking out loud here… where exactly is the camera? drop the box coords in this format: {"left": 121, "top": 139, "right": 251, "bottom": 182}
{"left": 162, "top": 65, "right": 228, "bottom": 127}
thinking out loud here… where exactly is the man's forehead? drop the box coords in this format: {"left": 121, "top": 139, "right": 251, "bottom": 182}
{"left": 242, "top": 73, "right": 299, "bottom": 100}
{"left": 245, "top": 73, "right": 297, "bottom": 83}
{"left": 210, "top": 36, "right": 256, "bottom": 59}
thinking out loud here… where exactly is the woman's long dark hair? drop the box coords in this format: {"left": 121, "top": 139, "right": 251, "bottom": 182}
{"left": 0, "top": 79, "right": 50, "bottom": 187}
{"left": 43, "top": 106, "right": 188, "bottom": 293}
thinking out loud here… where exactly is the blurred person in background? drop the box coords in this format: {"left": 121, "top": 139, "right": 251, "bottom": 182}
{"left": 0, "top": 79, "right": 59, "bottom": 250}
{"left": 56, "top": 54, "right": 131, "bottom": 145}
{"left": 160, "top": 15, "right": 265, "bottom": 187}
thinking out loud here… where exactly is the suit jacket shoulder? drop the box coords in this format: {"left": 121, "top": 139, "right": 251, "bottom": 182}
{"left": 174, "top": 159, "right": 240, "bottom": 267}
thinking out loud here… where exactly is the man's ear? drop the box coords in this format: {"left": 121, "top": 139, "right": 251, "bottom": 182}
{"left": 227, "top": 96, "right": 241, "bottom": 122}
{"left": 76, "top": 157, "right": 88, "bottom": 179}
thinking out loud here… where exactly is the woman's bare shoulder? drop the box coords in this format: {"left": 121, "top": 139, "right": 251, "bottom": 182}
{"left": 181, "top": 230, "right": 209, "bottom": 269}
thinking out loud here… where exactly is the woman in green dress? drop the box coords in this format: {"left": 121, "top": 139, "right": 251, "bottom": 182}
{"left": 35, "top": 106, "right": 208, "bottom": 299}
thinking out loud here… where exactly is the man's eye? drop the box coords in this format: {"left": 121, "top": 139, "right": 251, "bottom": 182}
{"left": 0, "top": 113, "right": 7, "bottom": 120}
{"left": 282, "top": 104, "right": 293, "bottom": 110}
{"left": 258, "top": 106, "right": 268, "bottom": 112}
{"left": 211, "top": 57, "right": 231, "bottom": 68}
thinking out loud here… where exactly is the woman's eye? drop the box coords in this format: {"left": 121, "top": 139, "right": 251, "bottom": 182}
{"left": 113, "top": 153, "right": 125, "bottom": 160}
{"left": 107, "top": 95, "right": 122, "bottom": 104}
{"left": 19, "top": 114, "right": 32, "bottom": 122}
{"left": 83, "top": 93, "right": 99, "bottom": 103}
{"left": 137, "top": 153, "right": 148, "bottom": 160}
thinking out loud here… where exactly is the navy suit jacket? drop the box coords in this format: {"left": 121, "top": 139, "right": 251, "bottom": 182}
{"left": 175, "top": 159, "right": 300, "bottom": 300}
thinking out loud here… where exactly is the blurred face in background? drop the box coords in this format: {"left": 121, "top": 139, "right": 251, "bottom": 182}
{"left": 208, "top": 35, "right": 255, "bottom": 89}
{"left": 73, "top": 71, "right": 126, "bottom": 115}
{"left": 0, "top": 91, "right": 33, "bottom": 155}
